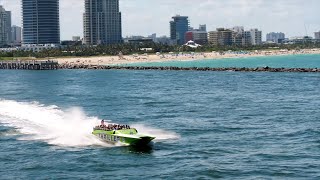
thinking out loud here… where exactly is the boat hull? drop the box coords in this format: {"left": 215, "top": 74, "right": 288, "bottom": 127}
{"left": 92, "top": 129, "right": 155, "bottom": 146}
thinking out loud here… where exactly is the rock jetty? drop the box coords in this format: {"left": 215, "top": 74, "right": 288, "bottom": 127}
{"left": 59, "top": 64, "right": 320, "bottom": 73}
{"left": 0, "top": 61, "right": 319, "bottom": 72}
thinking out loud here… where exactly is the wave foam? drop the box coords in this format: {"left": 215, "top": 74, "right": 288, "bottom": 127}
{"left": 0, "top": 100, "right": 106, "bottom": 147}
{"left": 0, "top": 100, "right": 179, "bottom": 147}
{"left": 132, "top": 124, "right": 180, "bottom": 141}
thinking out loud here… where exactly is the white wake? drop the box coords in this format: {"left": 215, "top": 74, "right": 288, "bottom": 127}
{"left": 132, "top": 124, "right": 180, "bottom": 141}
{"left": 0, "top": 100, "right": 179, "bottom": 147}
{"left": 0, "top": 99, "right": 105, "bottom": 147}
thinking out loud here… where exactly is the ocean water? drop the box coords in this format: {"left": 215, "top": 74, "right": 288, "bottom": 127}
{"left": 128, "top": 54, "right": 320, "bottom": 68}
{"left": 1, "top": 56, "right": 320, "bottom": 179}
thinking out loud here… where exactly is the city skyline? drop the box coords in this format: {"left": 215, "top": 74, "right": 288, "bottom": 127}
{"left": 1, "top": 0, "right": 320, "bottom": 40}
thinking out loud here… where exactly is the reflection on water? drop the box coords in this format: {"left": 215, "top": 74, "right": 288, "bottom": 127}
{"left": 124, "top": 143, "right": 154, "bottom": 154}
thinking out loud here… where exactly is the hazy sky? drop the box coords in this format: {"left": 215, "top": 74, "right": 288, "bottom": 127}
{"left": 2, "top": 0, "right": 320, "bottom": 40}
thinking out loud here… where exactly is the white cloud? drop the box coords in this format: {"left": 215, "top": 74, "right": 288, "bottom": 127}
{"left": 1, "top": 0, "right": 320, "bottom": 40}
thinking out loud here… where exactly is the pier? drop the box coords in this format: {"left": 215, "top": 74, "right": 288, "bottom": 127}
{"left": 0, "top": 60, "right": 59, "bottom": 70}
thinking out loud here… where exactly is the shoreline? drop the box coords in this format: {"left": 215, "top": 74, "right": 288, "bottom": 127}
{"left": 52, "top": 48, "right": 320, "bottom": 67}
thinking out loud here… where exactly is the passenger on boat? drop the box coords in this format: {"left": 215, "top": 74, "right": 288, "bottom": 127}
{"left": 95, "top": 122, "right": 131, "bottom": 131}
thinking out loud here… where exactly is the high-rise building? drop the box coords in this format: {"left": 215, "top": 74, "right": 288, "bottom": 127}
{"left": 208, "top": 28, "right": 233, "bottom": 46}
{"left": 170, "top": 15, "right": 189, "bottom": 45}
{"left": 11, "top": 25, "right": 22, "bottom": 45}
{"left": 232, "top": 32, "right": 243, "bottom": 46}
{"left": 242, "top": 31, "right": 252, "bottom": 46}
{"left": 0, "top": 6, "right": 11, "bottom": 47}
{"left": 266, "top": 32, "right": 285, "bottom": 43}
{"left": 83, "top": 0, "right": 122, "bottom": 45}
{"left": 22, "top": 0, "right": 60, "bottom": 45}
{"left": 230, "top": 27, "right": 252, "bottom": 46}
{"left": 315, "top": 31, "right": 320, "bottom": 39}
{"left": 231, "top": 26, "right": 244, "bottom": 46}
{"left": 5, "top": 11, "right": 11, "bottom": 44}
{"left": 250, "top": 29, "right": 262, "bottom": 45}
{"left": 185, "top": 24, "right": 208, "bottom": 45}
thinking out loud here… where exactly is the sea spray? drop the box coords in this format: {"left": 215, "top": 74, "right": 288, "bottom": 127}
{"left": 0, "top": 100, "right": 106, "bottom": 147}
{"left": 131, "top": 124, "right": 180, "bottom": 141}
{"left": 0, "top": 100, "right": 179, "bottom": 147}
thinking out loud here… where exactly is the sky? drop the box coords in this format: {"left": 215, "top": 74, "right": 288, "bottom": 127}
{"left": 1, "top": 0, "right": 320, "bottom": 40}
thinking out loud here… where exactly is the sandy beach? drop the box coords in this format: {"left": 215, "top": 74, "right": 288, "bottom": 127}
{"left": 54, "top": 48, "right": 320, "bottom": 66}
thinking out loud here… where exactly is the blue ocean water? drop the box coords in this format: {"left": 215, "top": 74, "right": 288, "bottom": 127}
{"left": 128, "top": 54, "right": 320, "bottom": 68}
{"left": 0, "top": 56, "right": 320, "bottom": 179}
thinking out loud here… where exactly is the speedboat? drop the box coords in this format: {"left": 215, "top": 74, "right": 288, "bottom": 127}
{"left": 92, "top": 124, "right": 155, "bottom": 146}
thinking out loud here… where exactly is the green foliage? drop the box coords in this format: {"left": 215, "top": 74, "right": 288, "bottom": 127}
{"left": 0, "top": 42, "right": 320, "bottom": 59}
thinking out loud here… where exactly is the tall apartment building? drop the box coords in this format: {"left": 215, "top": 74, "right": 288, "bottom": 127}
{"left": 242, "top": 31, "right": 252, "bottom": 46}
{"left": 266, "top": 32, "right": 285, "bottom": 43}
{"left": 5, "top": 10, "right": 11, "bottom": 44}
{"left": 0, "top": 6, "right": 11, "bottom": 47}
{"left": 315, "top": 31, "right": 320, "bottom": 39}
{"left": 250, "top": 29, "right": 262, "bottom": 45}
{"left": 22, "top": 0, "right": 60, "bottom": 45}
{"left": 11, "top": 25, "right": 22, "bottom": 45}
{"left": 231, "top": 31, "right": 252, "bottom": 46}
{"left": 231, "top": 26, "right": 244, "bottom": 46}
{"left": 83, "top": 0, "right": 122, "bottom": 45}
{"left": 232, "top": 32, "right": 243, "bottom": 46}
{"left": 170, "top": 15, "right": 189, "bottom": 45}
{"left": 208, "top": 28, "right": 233, "bottom": 46}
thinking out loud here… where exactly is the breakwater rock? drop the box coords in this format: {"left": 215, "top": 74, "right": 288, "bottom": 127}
{"left": 0, "top": 61, "right": 319, "bottom": 72}
{"left": 58, "top": 64, "right": 320, "bottom": 73}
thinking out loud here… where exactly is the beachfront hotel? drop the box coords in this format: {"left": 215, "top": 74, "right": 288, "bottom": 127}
{"left": 11, "top": 25, "right": 22, "bottom": 46}
{"left": 0, "top": 6, "right": 11, "bottom": 47}
{"left": 22, "top": 0, "right": 60, "bottom": 45}
{"left": 315, "top": 31, "right": 320, "bottom": 40}
{"left": 83, "top": 0, "right": 122, "bottom": 45}
{"left": 170, "top": 15, "right": 189, "bottom": 45}
{"left": 208, "top": 28, "right": 233, "bottom": 46}
{"left": 250, "top": 29, "right": 262, "bottom": 45}
{"left": 207, "top": 27, "right": 263, "bottom": 47}
{"left": 266, "top": 32, "right": 285, "bottom": 44}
